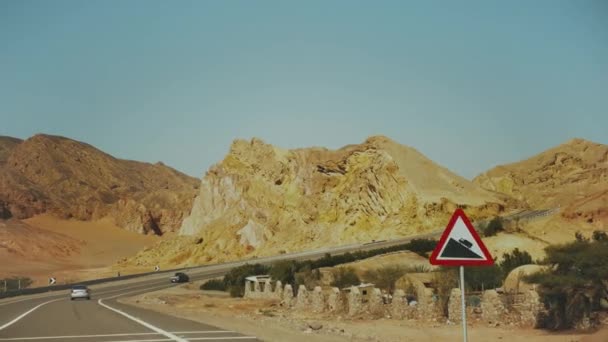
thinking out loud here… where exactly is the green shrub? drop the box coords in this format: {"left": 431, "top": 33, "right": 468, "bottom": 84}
{"left": 405, "top": 238, "right": 439, "bottom": 257}
{"left": 330, "top": 267, "right": 361, "bottom": 288}
{"left": 524, "top": 239, "right": 608, "bottom": 330}
{"left": 222, "top": 263, "right": 270, "bottom": 297}
{"left": 200, "top": 279, "right": 226, "bottom": 291}
{"left": 499, "top": 248, "right": 533, "bottom": 278}
{"left": 464, "top": 264, "right": 503, "bottom": 291}
{"left": 433, "top": 268, "right": 459, "bottom": 316}
{"left": 295, "top": 268, "right": 322, "bottom": 289}
{"left": 592, "top": 230, "right": 607, "bottom": 241}
{"left": 363, "top": 265, "right": 409, "bottom": 293}
{"left": 483, "top": 217, "right": 504, "bottom": 237}
{"left": 269, "top": 260, "right": 299, "bottom": 286}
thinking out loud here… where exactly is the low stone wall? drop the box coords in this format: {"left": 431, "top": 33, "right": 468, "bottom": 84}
{"left": 243, "top": 279, "right": 542, "bottom": 327}
{"left": 448, "top": 288, "right": 463, "bottom": 323}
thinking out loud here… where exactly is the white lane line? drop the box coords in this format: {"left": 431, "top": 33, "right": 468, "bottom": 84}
{"left": 0, "top": 280, "right": 170, "bottom": 307}
{"left": 106, "top": 338, "right": 256, "bottom": 342}
{"left": 105, "top": 339, "right": 171, "bottom": 342}
{"left": 100, "top": 284, "right": 174, "bottom": 301}
{"left": 98, "top": 298, "right": 187, "bottom": 342}
{"left": 174, "top": 331, "right": 235, "bottom": 334}
{"left": 187, "top": 338, "right": 257, "bottom": 341}
{"left": 0, "top": 294, "right": 60, "bottom": 307}
{"left": 0, "top": 331, "right": 235, "bottom": 340}
{"left": 0, "top": 333, "right": 160, "bottom": 340}
{"left": 0, "top": 298, "right": 63, "bottom": 331}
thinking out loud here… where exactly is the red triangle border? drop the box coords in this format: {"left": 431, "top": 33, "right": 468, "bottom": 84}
{"left": 429, "top": 208, "right": 495, "bottom": 266}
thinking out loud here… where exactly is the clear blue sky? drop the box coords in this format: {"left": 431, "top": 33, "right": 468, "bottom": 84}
{"left": 1, "top": 1, "right": 606, "bottom": 179}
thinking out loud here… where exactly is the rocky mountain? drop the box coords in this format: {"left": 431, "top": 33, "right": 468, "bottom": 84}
{"left": 124, "top": 136, "right": 522, "bottom": 267}
{"left": 473, "top": 138, "right": 608, "bottom": 227}
{"left": 0, "top": 134, "right": 199, "bottom": 234}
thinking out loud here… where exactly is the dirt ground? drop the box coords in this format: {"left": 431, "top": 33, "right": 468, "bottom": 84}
{"left": 119, "top": 281, "right": 608, "bottom": 342}
{"left": 2, "top": 215, "right": 160, "bottom": 286}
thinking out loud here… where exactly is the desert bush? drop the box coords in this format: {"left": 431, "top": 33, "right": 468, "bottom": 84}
{"left": 464, "top": 264, "right": 503, "bottom": 291}
{"left": 269, "top": 260, "right": 299, "bottom": 286}
{"left": 499, "top": 248, "right": 533, "bottom": 278}
{"left": 200, "top": 279, "right": 226, "bottom": 291}
{"left": 330, "top": 267, "right": 361, "bottom": 288}
{"left": 524, "top": 239, "right": 608, "bottom": 330}
{"left": 295, "top": 268, "right": 322, "bottom": 289}
{"left": 592, "top": 230, "right": 607, "bottom": 241}
{"left": 405, "top": 238, "right": 439, "bottom": 257}
{"left": 483, "top": 217, "right": 504, "bottom": 237}
{"left": 433, "top": 268, "right": 459, "bottom": 316}
{"left": 363, "top": 265, "right": 409, "bottom": 293}
{"left": 222, "top": 263, "right": 270, "bottom": 297}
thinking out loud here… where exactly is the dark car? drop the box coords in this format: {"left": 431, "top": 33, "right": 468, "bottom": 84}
{"left": 170, "top": 272, "right": 189, "bottom": 283}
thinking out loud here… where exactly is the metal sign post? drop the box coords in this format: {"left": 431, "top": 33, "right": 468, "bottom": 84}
{"left": 460, "top": 266, "right": 467, "bottom": 342}
{"left": 429, "top": 209, "right": 495, "bottom": 342}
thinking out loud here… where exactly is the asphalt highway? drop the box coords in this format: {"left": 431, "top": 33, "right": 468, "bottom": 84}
{"left": 0, "top": 269, "right": 257, "bottom": 342}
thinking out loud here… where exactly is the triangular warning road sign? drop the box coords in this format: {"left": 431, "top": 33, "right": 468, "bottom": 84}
{"left": 429, "top": 208, "right": 494, "bottom": 266}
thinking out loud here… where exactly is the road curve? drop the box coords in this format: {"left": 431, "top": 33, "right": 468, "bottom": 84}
{"left": 0, "top": 208, "right": 556, "bottom": 341}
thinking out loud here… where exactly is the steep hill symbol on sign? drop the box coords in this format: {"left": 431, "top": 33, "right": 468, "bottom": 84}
{"left": 429, "top": 208, "right": 494, "bottom": 266}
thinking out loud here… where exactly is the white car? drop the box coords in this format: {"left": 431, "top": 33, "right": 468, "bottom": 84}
{"left": 70, "top": 285, "right": 91, "bottom": 300}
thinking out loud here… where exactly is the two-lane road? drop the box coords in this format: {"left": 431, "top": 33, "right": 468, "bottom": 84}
{"left": 0, "top": 272, "right": 259, "bottom": 342}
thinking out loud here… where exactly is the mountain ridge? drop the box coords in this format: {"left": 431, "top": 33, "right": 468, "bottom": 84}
{"left": 0, "top": 133, "right": 199, "bottom": 234}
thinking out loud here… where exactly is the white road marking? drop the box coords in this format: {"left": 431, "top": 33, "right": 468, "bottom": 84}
{"left": 187, "top": 338, "right": 257, "bottom": 341}
{"left": 174, "top": 331, "right": 235, "bottom": 334}
{"left": 0, "top": 331, "right": 235, "bottom": 340}
{"left": 106, "top": 338, "right": 257, "bottom": 342}
{"left": 0, "top": 280, "right": 171, "bottom": 307}
{"left": 97, "top": 298, "right": 187, "bottom": 342}
{"left": 105, "top": 339, "right": 171, "bottom": 342}
{"left": 0, "top": 298, "right": 63, "bottom": 331}
{"left": 0, "top": 333, "right": 160, "bottom": 340}
{"left": 0, "top": 294, "right": 60, "bottom": 307}
{"left": 100, "top": 284, "right": 174, "bottom": 301}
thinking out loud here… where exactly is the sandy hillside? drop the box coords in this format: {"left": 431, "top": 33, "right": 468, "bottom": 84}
{"left": 1, "top": 215, "right": 159, "bottom": 286}
{"left": 123, "top": 135, "right": 524, "bottom": 268}
{"left": 0, "top": 133, "right": 199, "bottom": 234}
{"left": 474, "top": 138, "right": 607, "bottom": 220}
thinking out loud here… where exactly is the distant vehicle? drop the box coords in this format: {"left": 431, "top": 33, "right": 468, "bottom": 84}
{"left": 70, "top": 285, "right": 90, "bottom": 300}
{"left": 170, "top": 272, "right": 189, "bottom": 283}
{"left": 458, "top": 238, "right": 473, "bottom": 248}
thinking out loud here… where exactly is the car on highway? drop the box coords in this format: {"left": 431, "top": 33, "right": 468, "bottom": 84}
{"left": 70, "top": 285, "right": 91, "bottom": 300}
{"left": 170, "top": 272, "right": 190, "bottom": 283}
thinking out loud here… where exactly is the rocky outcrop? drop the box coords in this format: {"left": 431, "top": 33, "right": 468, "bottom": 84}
{"left": 560, "top": 189, "right": 608, "bottom": 228}
{"left": 0, "top": 134, "right": 199, "bottom": 234}
{"left": 474, "top": 138, "right": 608, "bottom": 211}
{"left": 128, "top": 136, "right": 516, "bottom": 266}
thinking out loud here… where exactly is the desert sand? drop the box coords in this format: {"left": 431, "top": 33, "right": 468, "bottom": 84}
{"left": 2, "top": 215, "right": 159, "bottom": 286}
